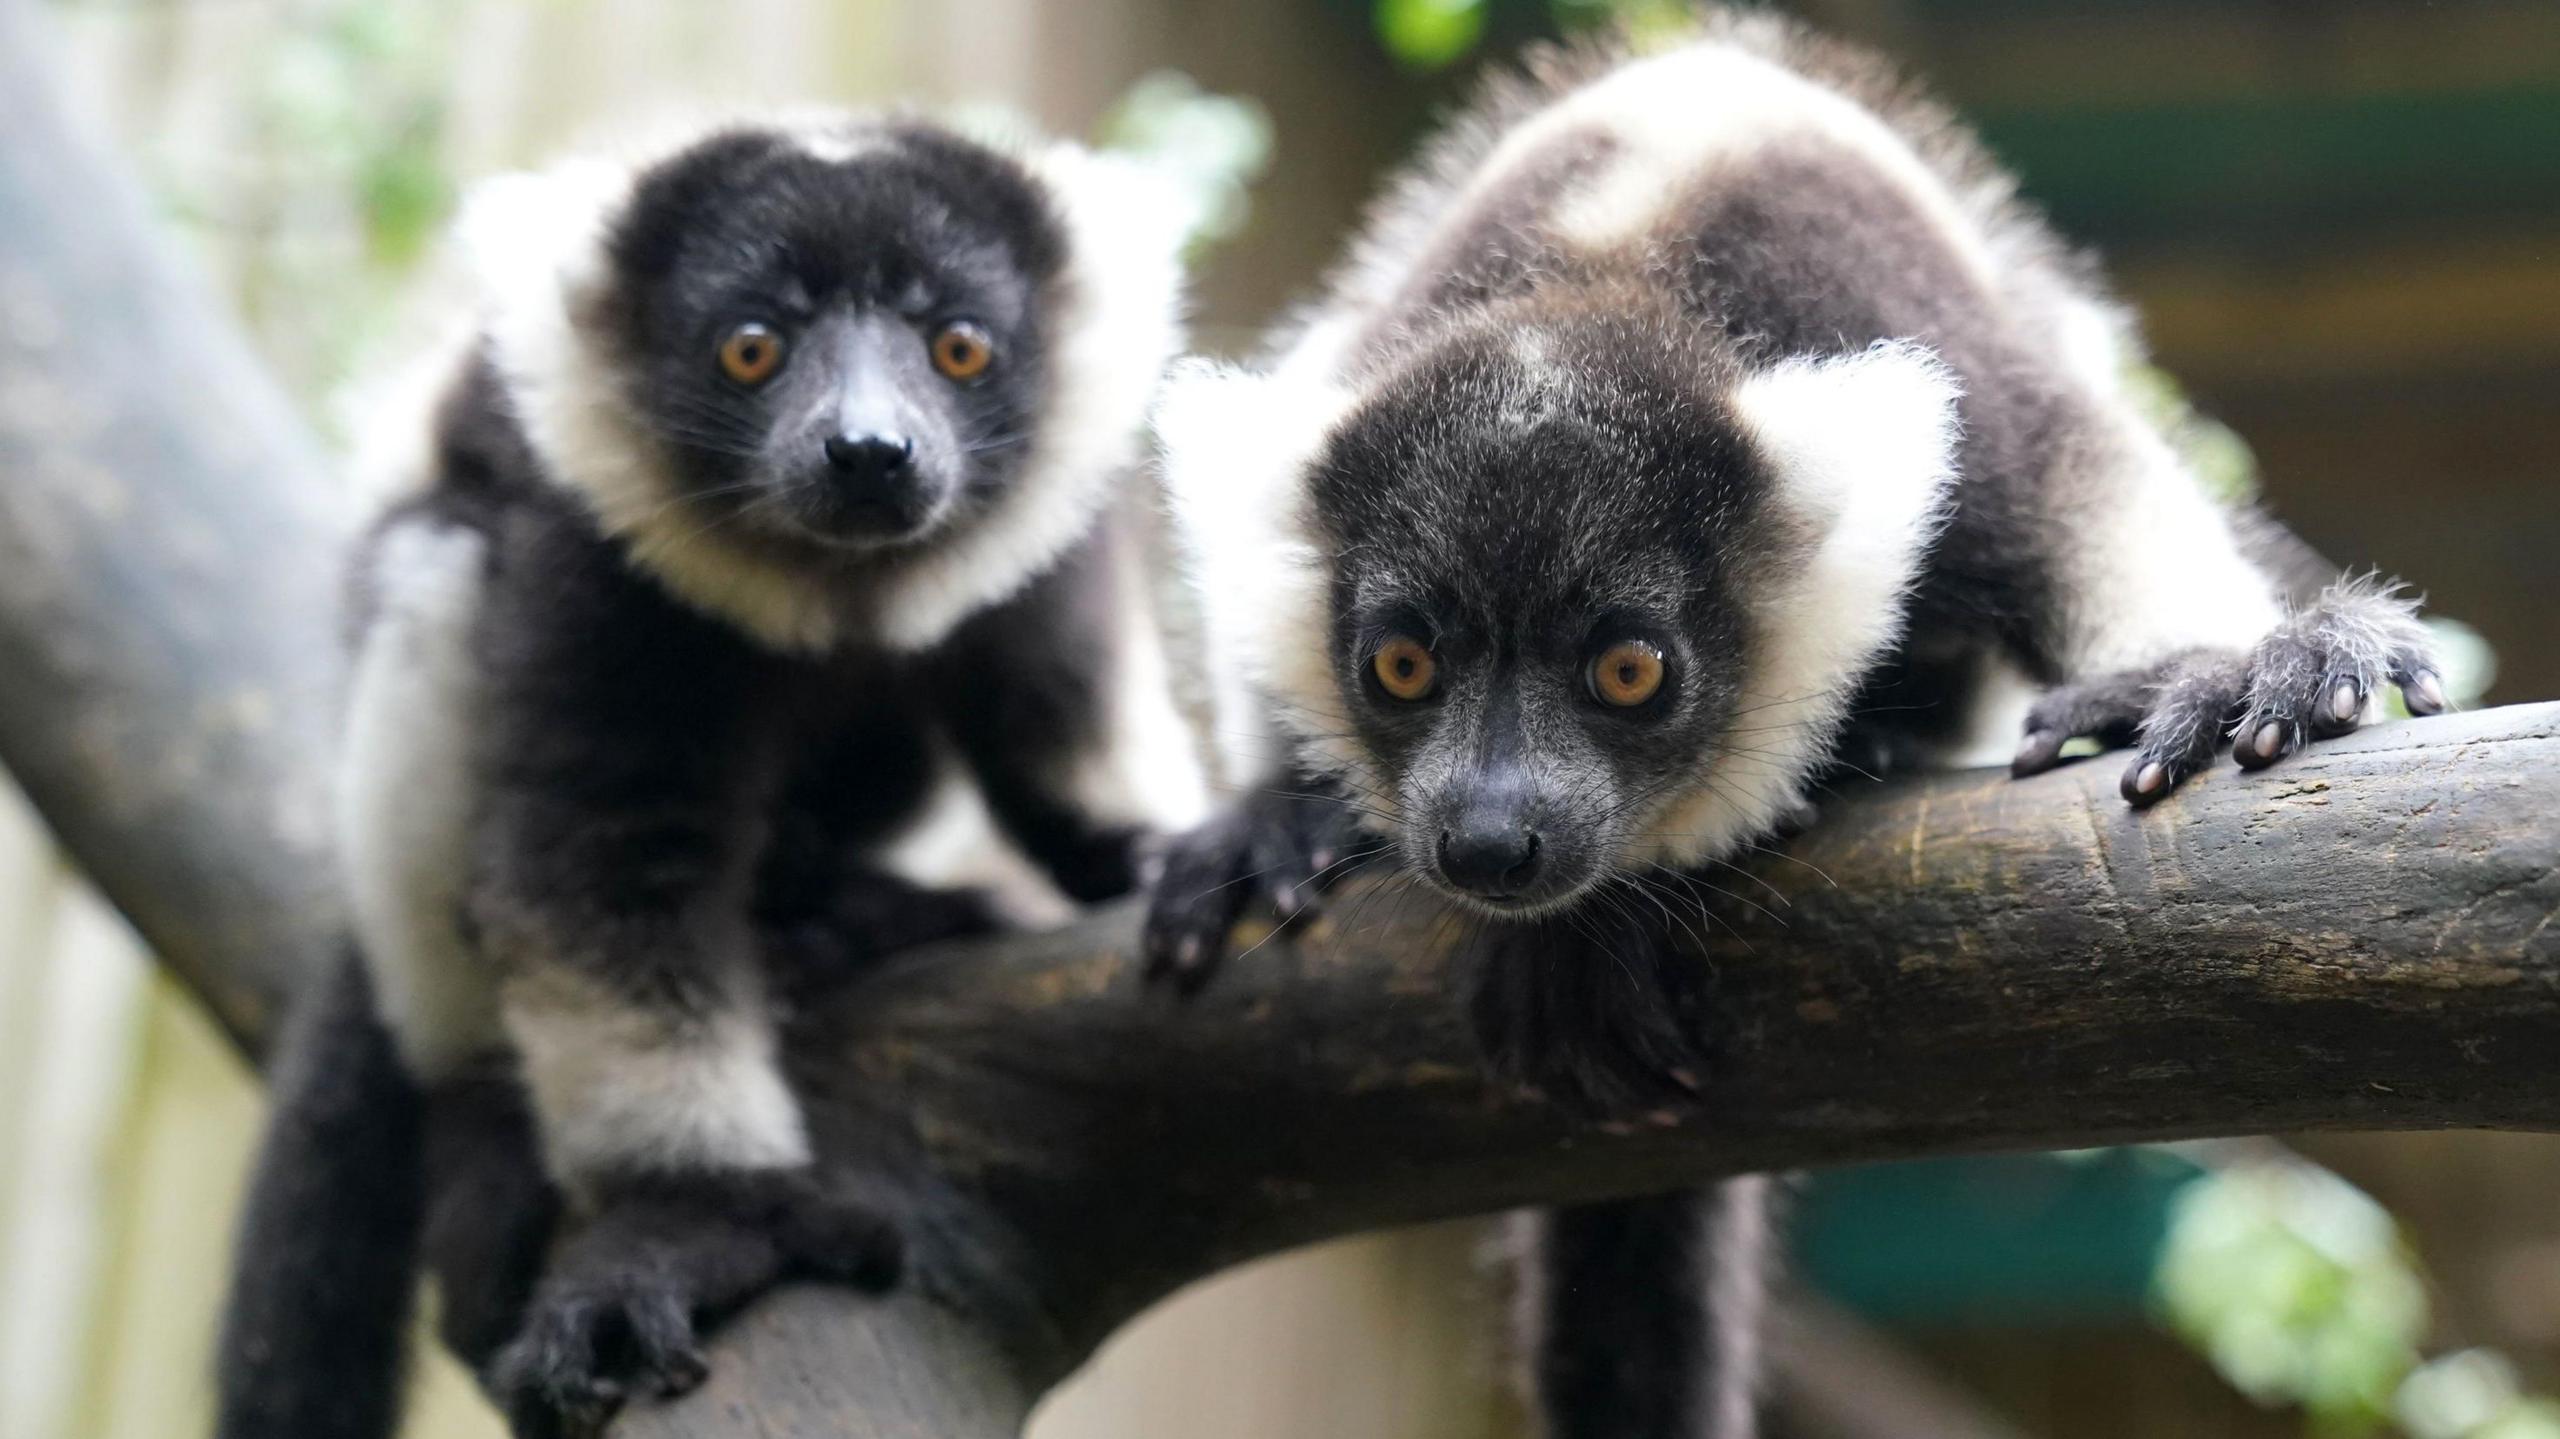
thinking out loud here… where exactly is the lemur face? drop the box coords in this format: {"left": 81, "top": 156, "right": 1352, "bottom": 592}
{"left": 597, "top": 127, "right": 1064, "bottom": 551}
{"left": 1307, "top": 321, "right": 1766, "bottom": 916}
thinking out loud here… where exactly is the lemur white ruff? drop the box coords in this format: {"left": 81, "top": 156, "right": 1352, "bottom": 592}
{"left": 218, "top": 112, "right": 1203, "bottom": 1439}
{"left": 1146, "top": 14, "right": 2441, "bottom": 1439}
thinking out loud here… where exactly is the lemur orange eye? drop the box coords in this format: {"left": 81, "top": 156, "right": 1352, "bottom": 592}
{"left": 929, "top": 321, "right": 993, "bottom": 382}
{"left": 1589, "top": 640, "right": 1666, "bottom": 707}
{"left": 1371, "top": 636, "right": 1438, "bottom": 702}
{"left": 717, "top": 324, "right": 784, "bottom": 385}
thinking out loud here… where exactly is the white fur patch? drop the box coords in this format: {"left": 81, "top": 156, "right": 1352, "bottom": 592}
{"left": 337, "top": 519, "right": 502, "bottom": 1078}
{"left": 870, "top": 748, "right": 1076, "bottom": 931}
{"left": 1061, "top": 541, "right": 1211, "bottom": 832}
{"left": 1940, "top": 651, "right": 2043, "bottom": 771}
{"left": 1154, "top": 359, "right": 1362, "bottom": 793}
{"left": 505, "top": 978, "right": 810, "bottom": 1191}
{"left": 1642, "top": 341, "right": 1963, "bottom": 866}
{"left": 2030, "top": 289, "right": 2281, "bottom": 674}
{"left": 2050, "top": 412, "right": 2283, "bottom": 675}
{"left": 1470, "top": 40, "right": 2000, "bottom": 288}
{"left": 465, "top": 121, "right": 1186, "bottom": 656}
{"left": 338, "top": 320, "right": 480, "bottom": 506}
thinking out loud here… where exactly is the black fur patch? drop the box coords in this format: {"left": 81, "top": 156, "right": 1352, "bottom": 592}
{"left": 216, "top": 954, "right": 424, "bottom": 1439}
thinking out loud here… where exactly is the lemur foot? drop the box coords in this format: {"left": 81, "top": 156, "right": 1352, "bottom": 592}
{"left": 490, "top": 1170, "right": 899, "bottom": 1438}
{"left": 2013, "top": 578, "right": 2442, "bottom": 808}
{"left": 1470, "top": 890, "right": 1710, "bottom": 1122}
{"left": 1142, "top": 786, "right": 1372, "bottom": 994}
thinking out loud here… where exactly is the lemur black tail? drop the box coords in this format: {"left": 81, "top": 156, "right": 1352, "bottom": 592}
{"left": 1529, "top": 1178, "right": 1782, "bottom": 1439}
{"left": 216, "top": 947, "right": 426, "bottom": 1439}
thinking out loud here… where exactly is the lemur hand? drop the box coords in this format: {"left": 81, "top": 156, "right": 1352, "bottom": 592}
{"left": 1142, "top": 786, "right": 1372, "bottom": 994}
{"left": 2013, "top": 578, "right": 2444, "bottom": 807}
{"left": 490, "top": 1169, "right": 898, "bottom": 1439}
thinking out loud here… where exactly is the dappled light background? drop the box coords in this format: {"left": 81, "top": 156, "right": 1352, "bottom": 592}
{"left": 1, "top": 1, "right": 2555, "bottom": 1437}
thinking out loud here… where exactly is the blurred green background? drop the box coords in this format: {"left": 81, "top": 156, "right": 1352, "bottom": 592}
{"left": 1, "top": 1, "right": 2554, "bottom": 1437}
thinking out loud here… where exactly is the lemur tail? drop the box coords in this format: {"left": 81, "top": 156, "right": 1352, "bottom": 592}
{"left": 215, "top": 947, "right": 426, "bottom": 1439}
{"left": 1527, "top": 1177, "right": 1783, "bottom": 1439}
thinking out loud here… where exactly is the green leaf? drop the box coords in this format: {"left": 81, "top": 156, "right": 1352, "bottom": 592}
{"left": 1375, "top": 0, "right": 1486, "bottom": 71}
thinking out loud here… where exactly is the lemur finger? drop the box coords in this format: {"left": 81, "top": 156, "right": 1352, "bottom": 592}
{"left": 2122, "top": 654, "right": 2248, "bottom": 807}
{"left": 492, "top": 1294, "right": 621, "bottom": 1438}
{"left": 2401, "top": 667, "right": 2449, "bottom": 716}
{"left": 617, "top": 1292, "right": 709, "bottom": 1399}
{"left": 2390, "top": 638, "right": 2449, "bottom": 717}
{"left": 2013, "top": 671, "right": 2153, "bottom": 777}
{"left": 1143, "top": 821, "right": 1256, "bottom": 993}
{"left": 1251, "top": 825, "right": 1327, "bottom": 924}
{"left": 2236, "top": 576, "right": 2435, "bottom": 764}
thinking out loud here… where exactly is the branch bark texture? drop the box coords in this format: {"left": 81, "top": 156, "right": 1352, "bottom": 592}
{"left": 1, "top": 4, "right": 2554, "bottom": 1432}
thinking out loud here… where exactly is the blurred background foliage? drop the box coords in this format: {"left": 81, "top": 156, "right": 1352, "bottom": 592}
{"left": 3, "top": 1, "right": 2555, "bottom": 1437}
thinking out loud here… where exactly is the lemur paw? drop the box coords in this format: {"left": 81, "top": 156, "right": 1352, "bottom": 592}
{"left": 2013, "top": 578, "right": 2442, "bottom": 808}
{"left": 1469, "top": 892, "right": 1710, "bottom": 1122}
{"left": 1142, "top": 788, "right": 1370, "bottom": 994}
{"left": 490, "top": 1170, "right": 898, "bottom": 1438}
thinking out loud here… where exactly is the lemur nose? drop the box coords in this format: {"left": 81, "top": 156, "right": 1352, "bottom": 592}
{"left": 823, "top": 432, "right": 914, "bottom": 483}
{"left": 1437, "top": 825, "right": 1543, "bottom": 899}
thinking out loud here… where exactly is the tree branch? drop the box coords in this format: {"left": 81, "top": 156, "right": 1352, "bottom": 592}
{"left": 3, "top": 4, "right": 2554, "bottom": 1433}
{"left": 0, "top": 0, "right": 352, "bottom": 1058}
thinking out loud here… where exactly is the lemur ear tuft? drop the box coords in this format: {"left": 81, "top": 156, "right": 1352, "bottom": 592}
{"left": 1733, "top": 339, "right": 1963, "bottom": 571}
{"left": 1028, "top": 142, "right": 1196, "bottom": 276}
{"left": 456, "top": 159, "right": 629, "bottom": 318}
{"left": 1154, "top": 360, "right": 1352, "bottom": 538}
{"left": 1153, "top": 360, "right": 1271, "bottom": 515}
{"left": 1155, "top": 358, "right": 1351, "bottom": 630}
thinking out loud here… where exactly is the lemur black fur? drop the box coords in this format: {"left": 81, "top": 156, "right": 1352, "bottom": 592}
{"left": 1143, "top": 14, "right": 2442, "bottom": 1439}
{"left": 215, "top": 113, "right": 1202, "bottom": 1439}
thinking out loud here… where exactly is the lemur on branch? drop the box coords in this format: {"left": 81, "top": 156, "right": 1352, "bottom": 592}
{"left": 1145, "top": 14, "right": 2442, "bottom": 1438}
{"left": 217, "top": 113, "right": 1204, "bottom": 1439}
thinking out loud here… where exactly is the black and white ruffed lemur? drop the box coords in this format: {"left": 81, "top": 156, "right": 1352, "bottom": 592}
{"left": 1141, "top": 14, "right": 2444, "bottom": 1439}
{"left": 215, "top": 113, "right": 1205, "bottom": 1438}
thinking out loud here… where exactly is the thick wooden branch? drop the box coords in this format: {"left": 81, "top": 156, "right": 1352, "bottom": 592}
{"left": 0, "top": 0, "right": 352, "bottom": 1057}
{"left": 2, "top": 5, "right": 2554, "bottom": 1433}
{"left": 667, "top": 701, "right": 2557, "bottom": 1433}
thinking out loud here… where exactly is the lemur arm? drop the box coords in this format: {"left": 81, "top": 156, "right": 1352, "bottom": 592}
{"left": 1997, "top": 322, "right": 2444, "bottom": 804}
{"left": 926, "top": 520, "right": 1206, "bottom": 902}
{"left": 464, "top": 523, "right": 807, "bottom": 1196}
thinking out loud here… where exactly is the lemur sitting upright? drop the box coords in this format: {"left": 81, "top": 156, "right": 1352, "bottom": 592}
{"left": 216, "top": 114, "right": 1204, "bottom": 1439}
{"left": 1143, "top": 13, "right": 2441, "bottom": 1439}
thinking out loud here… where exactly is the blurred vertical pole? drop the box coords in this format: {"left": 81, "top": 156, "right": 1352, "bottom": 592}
{"left": 0, "top": 0, "right": 354, "bottom": 1056}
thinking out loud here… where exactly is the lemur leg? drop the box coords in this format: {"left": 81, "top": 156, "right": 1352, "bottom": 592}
{"left": 928, "top": 520, "right": 1207, "bottom": 904}
{"left": 2015, "top": 579, "right": 2444, "bottom": 806}
{"left": 1142, "top": 772, "right": 1378, "bottom": 992}
{"left": 1527, "top": 1181, "right": 1781, "bottom": 1439}
{"left": 468, "top": 545, "right": 895, "bottom": 1425}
